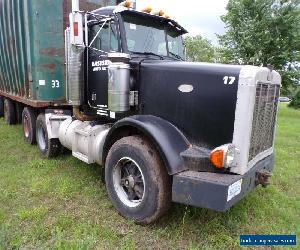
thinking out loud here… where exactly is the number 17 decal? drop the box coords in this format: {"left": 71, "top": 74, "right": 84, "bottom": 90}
{"left": 223, "top": 76, "right": 236, "bottom": 85}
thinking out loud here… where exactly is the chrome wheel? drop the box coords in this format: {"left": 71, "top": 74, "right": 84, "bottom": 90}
{"left": 112, "top": 157, "right": 145, "bottom": 208}
{"left": 105, "top": 136, "right": 172, "bottom": 224}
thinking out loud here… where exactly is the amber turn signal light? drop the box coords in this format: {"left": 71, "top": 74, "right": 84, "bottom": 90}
{"left": 210, "top": 149, "right": 225, "bottom": 169}
{"left": 210, "top": 144, "right": 237, "bottom": 169}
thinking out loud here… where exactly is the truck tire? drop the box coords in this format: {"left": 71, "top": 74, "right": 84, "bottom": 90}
{"left": 15, "top": 102, "right": 24, "bottom": 124}
{"left": 22, "top": 107, "right": 37, "bottom": 144}
{"left": 36, "top": 113, "right": 61, "bottom": 158}
{"left": 0, "top": 96, "right": 4, "bottom": 117}
{"left": 4, "top": 98, "right": 16, "bottom": 125}
{"left": 105, "top": 135, "right": 171, "bottom": 224}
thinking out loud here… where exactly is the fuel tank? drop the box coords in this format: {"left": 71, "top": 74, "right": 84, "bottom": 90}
{"left": 138, "top": 61, "right": 243, "bottom": 149}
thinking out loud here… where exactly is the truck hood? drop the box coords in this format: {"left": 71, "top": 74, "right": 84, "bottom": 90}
{"left": 138, "top": 60, "right": 243, "bottom": 148}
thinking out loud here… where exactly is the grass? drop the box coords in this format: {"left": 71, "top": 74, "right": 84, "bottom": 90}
{"left": 0, "top": 103, "right": 299, "bottom": 249}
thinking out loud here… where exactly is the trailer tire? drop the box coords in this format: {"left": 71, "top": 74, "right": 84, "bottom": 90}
{"left": 105, "top": 135, "right": 171, "bottom": 224}
{"left": 15, "top": 102, "right": 24, "bottom": 124}
{"left": 22, "top": 107, "right": 37, "bottom": 144}
{"left": 0, "top": 96, "right": 4, "bottom": 118}
{"left": 4, "top": 98, "right": 16, "bottom": 125}
{"left": 36, "top": 113, "right": 61, "bottom": 158}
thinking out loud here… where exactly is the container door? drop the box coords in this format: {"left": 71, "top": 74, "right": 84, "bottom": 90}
{"left": 31, "top": 0, "right": 66, "bottom": 102}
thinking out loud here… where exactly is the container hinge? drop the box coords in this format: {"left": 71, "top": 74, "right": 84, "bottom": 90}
{"left": 130, "top": 91, "right": 139, "bottom": 106}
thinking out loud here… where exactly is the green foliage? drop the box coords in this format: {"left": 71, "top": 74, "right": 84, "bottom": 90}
{"left": 280, "top": 82, "right": 300, "bottom": 98}
{"left": 218, "top": 0, "right": 300, "bottom": 92}
{"left": 184, "top": 35, "right": 216, "bottom": 62}
{"left": 289, "top": 89, "right": 300, "bottom": 108}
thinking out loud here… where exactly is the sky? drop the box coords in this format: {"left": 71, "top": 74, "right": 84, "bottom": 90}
{"left": 136, "top": 0, "right": 229, "bottom": 45}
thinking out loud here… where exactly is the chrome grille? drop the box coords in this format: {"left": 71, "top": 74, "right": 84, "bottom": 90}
{"left": 249, "top": 82, "right": 280, "bottom": 161}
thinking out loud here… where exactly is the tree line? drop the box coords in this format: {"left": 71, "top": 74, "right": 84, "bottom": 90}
{"left": 185, "top": 0, "right": 300, "bottom": 105}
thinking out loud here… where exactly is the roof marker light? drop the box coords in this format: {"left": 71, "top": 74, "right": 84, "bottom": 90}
{"left": 151, "top": 9, "right": 165, "bottom": 16}
{"left": 141, "top": 6, "right": 152, "bottom": 13}
{"left": 118, "top": 0, "right": 132, "bottom": 8}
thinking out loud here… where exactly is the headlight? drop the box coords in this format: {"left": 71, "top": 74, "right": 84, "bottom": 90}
{"left": 210, "top": 144, "right": 237, "bottom": 169}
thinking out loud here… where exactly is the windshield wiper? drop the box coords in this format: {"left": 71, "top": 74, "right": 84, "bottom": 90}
{"left": 132, "top": 51, "right": 164, "bottom": 60}
{"left": 169, "top": 51, "right": 184, "bottom": 61}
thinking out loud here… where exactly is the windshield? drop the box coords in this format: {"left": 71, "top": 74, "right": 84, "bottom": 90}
{"left": 122, "top": 14, "right": 185, "bottom": 60}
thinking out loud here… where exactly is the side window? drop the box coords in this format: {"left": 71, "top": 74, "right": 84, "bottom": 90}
{"left": 168, "top": 35, "right": 179, "bottom": 55}
{"left": 110, "top": 24, "right": 118, "bottom": 52}
{"left": 167, "top": 34, "right": 185, "bottom": 59}
{"left": 158, "top": 42, "right": 167, "bottom": 55}
{"left": 90, "top": 22, "right": 119, "bottom": 52}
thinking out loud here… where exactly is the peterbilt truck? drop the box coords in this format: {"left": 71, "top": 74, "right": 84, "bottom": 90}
{"left": 0, "top": 0, "right": 281, "bottom": 224}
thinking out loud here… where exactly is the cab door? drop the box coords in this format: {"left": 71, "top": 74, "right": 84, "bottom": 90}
{"left": 87, "top": 20, "right": 119, "bottom": 116}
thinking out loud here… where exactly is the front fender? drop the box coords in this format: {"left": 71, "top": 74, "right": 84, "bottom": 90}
{"left": 103, "top": 115, "right": 190, "bottom": 175}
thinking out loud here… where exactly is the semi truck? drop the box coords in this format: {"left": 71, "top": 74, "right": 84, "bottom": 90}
{"left": 0, "top": 0, "right": 281, "bottom": 224}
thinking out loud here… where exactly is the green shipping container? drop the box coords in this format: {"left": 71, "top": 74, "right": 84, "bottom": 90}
{"left": 0, "top": 0, "right": 116, "bottom": 107}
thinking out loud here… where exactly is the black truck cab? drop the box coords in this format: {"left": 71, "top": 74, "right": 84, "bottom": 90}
{"left": 0, "top": 0, "right": 281, "bottom": 224}
{"left": 53, "top": 4, "right": 282, "bottom": 224}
